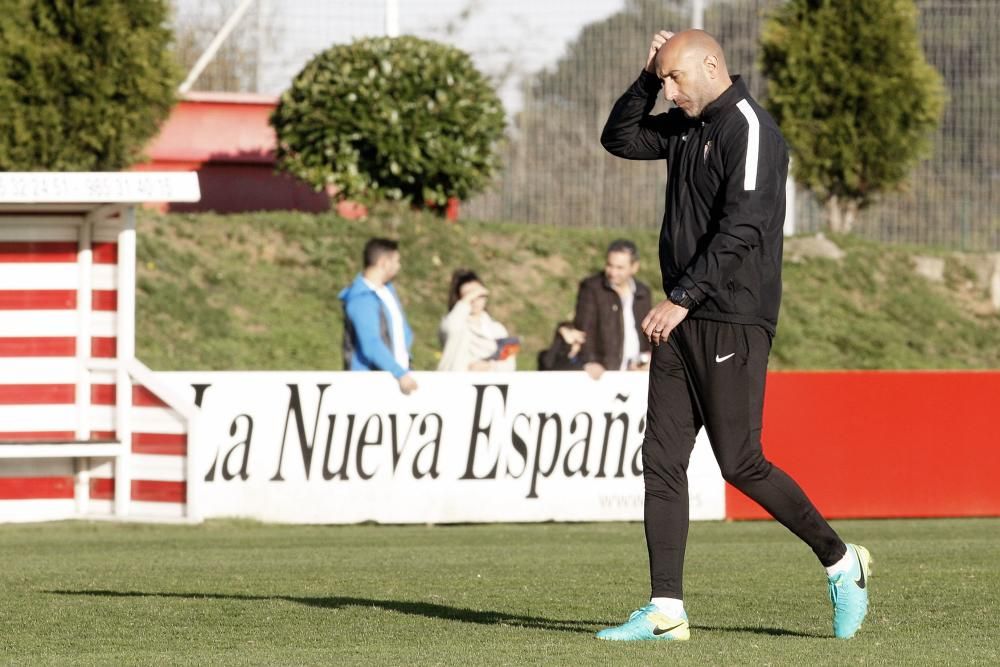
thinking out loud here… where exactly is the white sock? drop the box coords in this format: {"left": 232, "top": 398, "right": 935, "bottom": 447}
{"left": 825, "top": 546, "right": 856, "bottom": 577}
{"left": 650, "top": 597, "right": 685, "bottom": 618}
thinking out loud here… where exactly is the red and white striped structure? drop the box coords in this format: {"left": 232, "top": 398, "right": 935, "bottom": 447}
{"left": 0, "top": 173, "right": 202, "bottom": 522}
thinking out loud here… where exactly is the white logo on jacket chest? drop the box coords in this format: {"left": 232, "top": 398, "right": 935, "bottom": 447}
{"left": 703, "top": 140, "right": 713, "bottom": 162}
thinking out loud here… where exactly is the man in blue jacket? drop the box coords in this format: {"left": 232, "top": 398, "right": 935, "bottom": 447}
{"left": 339, "top": 238, "right": 417, "bottom": 395}
{"left": 595, "top": 30, "right": 870, "bottom": 642}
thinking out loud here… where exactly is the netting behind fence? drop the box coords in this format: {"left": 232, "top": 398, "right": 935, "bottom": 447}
{"left": 170, "top": 0, "right": 1000, "bottom": 250}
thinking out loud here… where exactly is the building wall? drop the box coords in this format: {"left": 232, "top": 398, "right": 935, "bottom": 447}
{"left": 136, "top": 93, "right": 329, "bottom": 214}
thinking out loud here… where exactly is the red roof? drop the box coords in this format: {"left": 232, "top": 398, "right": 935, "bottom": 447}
{"left": 144, "top": 93, "right": 280, "bottom": 165}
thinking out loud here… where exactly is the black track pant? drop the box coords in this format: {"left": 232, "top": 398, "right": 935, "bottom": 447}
{"left": 642, "top": 318, "right": 846, "bottom": 598}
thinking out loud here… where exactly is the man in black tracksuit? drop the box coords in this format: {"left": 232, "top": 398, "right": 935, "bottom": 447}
{"left": 594, "top": 30, "right": 872, "bottom": 642}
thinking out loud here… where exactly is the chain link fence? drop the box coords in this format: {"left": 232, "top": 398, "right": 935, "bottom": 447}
{"left": 170, "top": 0, "right": 999, "bottom": 250}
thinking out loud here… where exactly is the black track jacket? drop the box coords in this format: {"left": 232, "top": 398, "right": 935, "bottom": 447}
{"left": 601, "top": 71, "right": 787, "bottom": 335}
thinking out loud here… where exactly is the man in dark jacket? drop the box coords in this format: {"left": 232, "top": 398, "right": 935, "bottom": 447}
{"left": 594, "top": 30, "right": 871, "bottom": 643}
{"left": 573, "top": 239, "right": 652, "bottom": 379}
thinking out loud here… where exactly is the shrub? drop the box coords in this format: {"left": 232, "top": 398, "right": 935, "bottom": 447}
{"left": 271, "top": 35, "right": 505, "bottom": 208}
{"left": 0, "top": 0, "right": 179, "bottom": 171}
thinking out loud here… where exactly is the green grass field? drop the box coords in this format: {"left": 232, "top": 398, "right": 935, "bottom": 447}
{"left": 2, "top": 519, "right": 998, "bottom": 665}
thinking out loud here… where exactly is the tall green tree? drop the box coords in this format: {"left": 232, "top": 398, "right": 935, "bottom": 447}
{"left": 0, "top": 0, "right": 179, "bottom": 171}
{"left": 760, "top": 0, "right": 946, "bottom": 232}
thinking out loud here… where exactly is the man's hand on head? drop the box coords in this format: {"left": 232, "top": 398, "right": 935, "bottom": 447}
{"left": 645, "top": 30, "right": 675, "bottom": 73}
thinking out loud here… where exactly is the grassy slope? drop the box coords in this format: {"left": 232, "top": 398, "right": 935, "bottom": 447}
{"left": 1, "top": 519, "right": 998, "bottom": 664}
{"left": 135, "top": 207, "right": 1000, "bottom": 371}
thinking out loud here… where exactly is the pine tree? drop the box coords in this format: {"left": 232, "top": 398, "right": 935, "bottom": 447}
{"left": 0, "top": 0, "right": 179, "bottom": 171}
{"left": 761, "top": 0, "right": 945, "bottom": 233}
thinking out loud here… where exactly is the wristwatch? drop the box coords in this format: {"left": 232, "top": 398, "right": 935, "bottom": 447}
{"left": 668, "top": 286, "right": 697, "bottom": 309}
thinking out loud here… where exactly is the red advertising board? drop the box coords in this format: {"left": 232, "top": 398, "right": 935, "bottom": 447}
{"left": 727, "top": 371, "right": 1000, "bottom": 519}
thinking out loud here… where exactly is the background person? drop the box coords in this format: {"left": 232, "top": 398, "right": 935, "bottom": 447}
{"left": 438, "top": 269, "right": 516, "bottom": 371}
{"left": 537, "top": 322, "right": 587, "bottom": 371}
{"left": 339, "top": 237, "right": 417, "bottom": 394}
{"left": 573, "top": 239, "right": 652, "bottom": 380}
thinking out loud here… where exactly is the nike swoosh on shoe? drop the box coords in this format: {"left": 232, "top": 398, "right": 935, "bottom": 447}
{"left": 652, "top": 622, "right": 686, "bottom": 636}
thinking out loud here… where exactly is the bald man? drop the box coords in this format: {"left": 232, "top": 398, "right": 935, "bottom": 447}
{"left": 596, "top": 30, "right": 871, "bottom": 642}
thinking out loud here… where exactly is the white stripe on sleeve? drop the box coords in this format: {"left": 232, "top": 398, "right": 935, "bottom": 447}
{"left": 735, "top": 99, "right": 760, "bottom": 191}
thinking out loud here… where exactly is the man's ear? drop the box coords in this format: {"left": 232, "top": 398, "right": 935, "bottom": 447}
{"left": 703, "top": 54, "right": 719, "bottom": 79}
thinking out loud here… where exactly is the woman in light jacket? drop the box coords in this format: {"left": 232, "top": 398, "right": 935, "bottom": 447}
{"left": 438, "top": 270, "right": 516, "bottom": 371}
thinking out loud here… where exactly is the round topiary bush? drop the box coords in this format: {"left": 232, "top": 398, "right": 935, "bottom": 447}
{"left": 271, "top": 35, "right": 505, "bottom": 208}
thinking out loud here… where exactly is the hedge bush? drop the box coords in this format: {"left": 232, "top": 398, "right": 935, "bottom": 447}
{"left": 0, "top": 0, "right": 178, "bottom": 171}
{"left": 271, "top": 36, "right": 505, "bottom": 207}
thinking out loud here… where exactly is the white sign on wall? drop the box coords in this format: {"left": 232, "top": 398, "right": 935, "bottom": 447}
{"left": 157, "top": 371, "right": 725, "bottom": 524}
{"left": 0, "top": 172, "right": 200, "bottom": 203}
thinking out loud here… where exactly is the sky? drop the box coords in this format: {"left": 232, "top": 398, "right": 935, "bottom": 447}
{"left": 174, "top": 0, "right": 637, "bottom": 111}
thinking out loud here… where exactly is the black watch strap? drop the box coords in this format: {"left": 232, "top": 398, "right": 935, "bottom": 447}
{"left": 668, "top": 286, "right": 697, "bottom": 309}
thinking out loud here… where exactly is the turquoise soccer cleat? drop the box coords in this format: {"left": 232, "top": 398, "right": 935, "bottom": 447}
{"left": 595, "top": 603, "right": 690, "bottom": 641}
{"left": 828, "top": 543, "right": 873, "bottom": 639}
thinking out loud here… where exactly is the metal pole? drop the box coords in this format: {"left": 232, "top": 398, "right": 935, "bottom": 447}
{"left": 691, "top": 0, "right": 705, "bottom": 29}
{"left": 179, "top": 0, "right": 257, "bottom": 95}
{"left": 784, "top": 166, "right": 797, "bottom": 237}
{"left": 74, "top": 215, "right": 93, "bottom": 516}
{"left": 114, "top": 208, "right": 137, "bottom": 518}
{"left": 385, "top": 0, "right": 400, "bottom": 37}
{"left": 255, "top": 0, "right": 266, "bottom": 93}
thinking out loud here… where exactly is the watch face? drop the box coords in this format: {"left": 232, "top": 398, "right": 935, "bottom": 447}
{"left": 669, "top": 286, "right": 693, "bottom": 308}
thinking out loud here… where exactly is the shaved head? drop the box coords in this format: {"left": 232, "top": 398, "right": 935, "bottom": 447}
{"left": 655, "top": 30, "right": 727, "bottom": 74}
{"left": 653, "top": 30, "right": 731, "bottom": 118}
